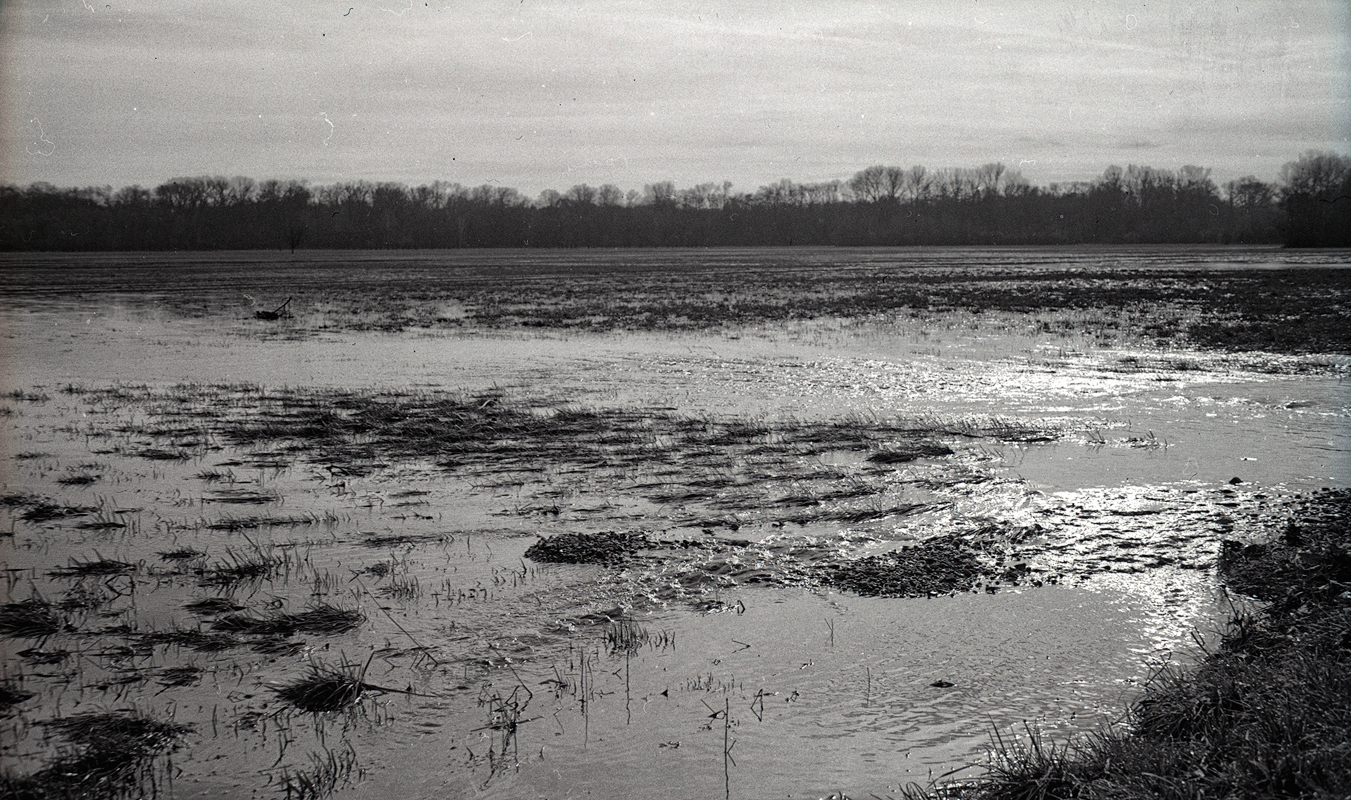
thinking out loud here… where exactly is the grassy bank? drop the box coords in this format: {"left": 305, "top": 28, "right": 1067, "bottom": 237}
{"left": 917, "top": 488, "right": 1351, "bottom": 800}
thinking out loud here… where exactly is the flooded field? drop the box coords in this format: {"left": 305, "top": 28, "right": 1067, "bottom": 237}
{"left": 1, "top": 246, "right": 1348, "bottom": 799}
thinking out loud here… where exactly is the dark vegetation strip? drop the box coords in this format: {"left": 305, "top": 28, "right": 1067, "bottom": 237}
{"left": 4, "top": 252, "right": 1348, "bottom": 354}
{"left": 912, "top": 488, "right": 1351, "bottom": 800}
{"left": 462, "top": 266, "right": 1351, "bottom": 355}
{"left": 74, "top": 384, "right": 995, "bottom": 491}
{"left": 1, "top": 151, "right": 1347, "bottom": 249}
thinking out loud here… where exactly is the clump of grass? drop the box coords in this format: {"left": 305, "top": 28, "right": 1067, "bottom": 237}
{"left": 157, "top": 546, "right": 205, "bottom": 561}
{"left": 204, "top": 513, "right": 320, "bottom": 531}
{"left": 275, "top": 654, "right": 387, "bottom": 713}
{"left": 0, "top": 711, "right": 191, "bottom": 799}
{"left": 363, "top": 560, "right": 394, "bottom": 578}
{"left": 253, "top": 637, "right": 307, "bottom": 656}
{"left": 195, "top": 549, "right": 283, "bottom": 586}
{"left": 203, "top": 487, "right": 281, "bottom": 505}
{"left": 0, "top": 600, "right": 61, "bottom": 638}
{"left": 0, "top": 682, "right": 35, "bottom": 711}
{"left": 278, "top": 744, "right": 364, "bottom": 800}
{"left": 74, "top": 518, "right": 127, "bottom": 531}
{"left": 57, "top": 582, "right": 118, "bottom": 612}
{"left": 184, "top": 597, "right": 244, "bottom": 614}
{"left": 358, "top": 532, "right": 445, "bottom": 548}
{"left": 214, "top": 604, "right": 365, "bottom": 636}
{"left": 376, "top": 574, "right": 422, "bottom": 602}
{"left": 18, "top": 501, "right": 97, "bottom": 523}
{"left": 125, "top": 446, "right": 193, "bottom": 461}
{"left": 194, "top": 468, "right": 235, "bottom": 483}
{"left": 604, "top": 620, "right": 674, "bottom": 656}
{"left": 155, "top": 665, "right": 203, "bottom": 689}
{"left": 56, "top": 471, "right": 102, "bottom": 486}
{"left": 866, "top": 442, "right": 954, "bottom": 464}
{"left": 142, "top": 628, "right": 241, "bottom": 652}
{"left": 49, "top": 557, "right": 137, "bottom": 578}
{"left": 7, "top": 389, "right": 50, "bottom": 403}
{"left": 18, "top": 648, "right": 69, "bottom": 665}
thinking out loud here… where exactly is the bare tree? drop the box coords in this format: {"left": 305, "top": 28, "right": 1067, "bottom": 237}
{"left": 644, "top": 181, "right": 677, "bottom": 206}
{"left": 848, "top": 165, "right": 888, "bottom": 202}
{"left": 564, "top": 184, "right": 598, "bottom": 205}
{"left": 902, "top": 165, "right": 930, "bottom": 202}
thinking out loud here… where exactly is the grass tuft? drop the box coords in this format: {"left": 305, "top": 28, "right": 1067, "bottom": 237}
{"left": 49, "top": 557, "right": 137, "bottom": 578}
{"left": 274, "top": 654, "right": 386, "bottom": 713}
{"left": 214, "top": 604, "right": 365, "bottom": 636}
{"left": 0, "top": 600, "right": 62, "bottom": 638}
{"left": 0, "top": 683, "right": 35, "bottom": 711}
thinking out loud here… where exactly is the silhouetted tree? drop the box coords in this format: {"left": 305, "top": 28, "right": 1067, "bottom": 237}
{"left": 1279, "top": 151, "right": 1351, "bottom": 247}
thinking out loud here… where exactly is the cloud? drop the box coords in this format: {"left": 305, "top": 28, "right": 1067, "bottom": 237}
{"left": 1, "top": 0, "right": 1347, "bottom": 194}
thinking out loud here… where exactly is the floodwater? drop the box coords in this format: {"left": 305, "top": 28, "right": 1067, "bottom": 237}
{"left": 0, "top": 247, "right": 1347, "bottom": 800}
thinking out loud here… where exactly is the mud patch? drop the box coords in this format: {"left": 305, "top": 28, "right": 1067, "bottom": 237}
{"left": 1219, "top": 488, "right": 1351, "bottom": 606}
{"left": 828, "top": 535, "right": 984, "bottom": 597}
{"left": 525, "top": 531, "right": 654, "bottom": 565}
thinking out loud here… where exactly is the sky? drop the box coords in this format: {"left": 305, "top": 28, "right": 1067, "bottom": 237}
{"left": 2, "top": 1, "right": 1348, "bottom": 199}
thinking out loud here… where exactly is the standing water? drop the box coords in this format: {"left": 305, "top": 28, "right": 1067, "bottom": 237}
{"left": 1, "top": 247, "right": 1346, "bottom": 799}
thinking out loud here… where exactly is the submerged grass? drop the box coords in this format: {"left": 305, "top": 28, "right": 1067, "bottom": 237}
{"left": 63, "top": 385, "right": 1059, "bottom": 496}
{"left": 213, "top": 604, "right": 365, "bottom": 636}
{"left": 0, "top": 711, "right": 190, "bottom": 800}
{"left": 273, "top": 653, "right": 409, "bottom": 713}
{"left": 0, "top": 600, "right": 62, "bottom": 638}
{"left": 917, "top": 488, "right": 1351, "bottom": 800}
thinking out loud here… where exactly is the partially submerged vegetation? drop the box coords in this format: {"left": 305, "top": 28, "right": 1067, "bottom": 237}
{"left": 0, "top": 600, "right": 62, "bottom": 638}
{"left": 917, "top": 488, "right": 1351, "bottom": 800}
{"left": 0, "top": 711, "right": 189, "bottom": 800}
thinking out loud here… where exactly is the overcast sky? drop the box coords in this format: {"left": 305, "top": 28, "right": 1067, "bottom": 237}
{"left": 2, "top": 1, "right": 1347, "bottom": 198}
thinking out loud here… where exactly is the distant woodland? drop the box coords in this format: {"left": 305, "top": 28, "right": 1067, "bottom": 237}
{"left": 2, "top": 151, "right": 1347, "bottom": 251}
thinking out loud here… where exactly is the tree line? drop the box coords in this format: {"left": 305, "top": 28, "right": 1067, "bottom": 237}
{"left": 1, "top": 151, "right": 1346, "bottom": 251}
